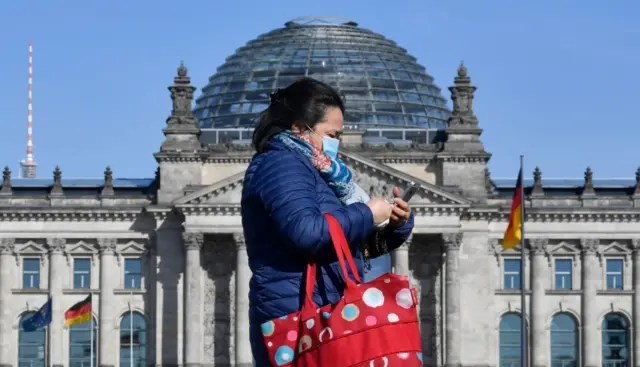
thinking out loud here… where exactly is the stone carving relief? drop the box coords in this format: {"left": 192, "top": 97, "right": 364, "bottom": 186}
{"left": 117, "top": 241, "right": 148, "bottom": 267}
{"left": 487, "top": 239, "right": 500, "bottom": 266}
{"left": 183, "top": 232, "right": 204, "bottom": 251}
{"left": 350, "top": 168, "right": 393, "bottom": 198}
{"left": 16, "top": 240, "right": 48, "bottom": 266}
{"left": 597, "top": 241, "right": 632, "bottom": 267}
{"left": 529, "top": 238, "right": 550, "bottom": 266}
{"left": 46, "top": 238, "right": 66, "bottom": 254}
{"left": 548, "top": 241, "right": 581, "bottom": 266}
{"left": 202, "top": 235, "right": 236, "bottom": 365}
{"left": 580, "top": 238, "right": 599, "bottom": 255}
{"left": 65, "top": 240, "right": 99, "bottom": 266}
{"left": 98, "top": 238, "right": 117, "bottom": 255}
{"left": 442, "top": 233, "right": 463, "bottom": 252}
{"left": 0, "top": 238, "right": 15, "bottom": 255}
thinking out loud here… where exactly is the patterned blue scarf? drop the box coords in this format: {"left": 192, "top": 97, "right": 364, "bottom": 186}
{"left": 270, "top": 130, "right": 370, "bottom": 205}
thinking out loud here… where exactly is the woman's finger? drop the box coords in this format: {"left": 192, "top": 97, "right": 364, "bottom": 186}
{"left": 391, "top": 205, "right": 409, "bottom": 219}
{"left": 393, "top": 198, "right": 410, "bottom": 211}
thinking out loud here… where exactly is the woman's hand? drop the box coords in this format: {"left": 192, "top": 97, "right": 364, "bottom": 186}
{"left": 366, "top": 197, "right": 392, "bottom": 225}
{"left": 389, "top": 187, "right": 411, "bottom": 228}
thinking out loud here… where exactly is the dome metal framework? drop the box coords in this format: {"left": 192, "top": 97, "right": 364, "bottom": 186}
{"left": 194, "top": 18, "right": 451, "bottom": 134}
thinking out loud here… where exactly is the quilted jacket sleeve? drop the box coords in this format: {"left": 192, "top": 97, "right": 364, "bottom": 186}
{"left": 255, "top": 151, "right": 375, "bottom": 256}
{"left": 381, "top": 211, "right": 415, "bottom": 252}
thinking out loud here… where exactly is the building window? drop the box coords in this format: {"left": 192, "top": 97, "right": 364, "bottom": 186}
{"left": 19, "top": 311, "right": 47, "bottom": 367}
{"left": 503, "top": 259, "right": 521, "bottom": 289}
{"left": 602, "top": 313, "right": 629, "bottom": 367}
{"left": 69, "top": 317, "right": 97, "bottom": 367}
{"left": 73, "top": 258, "right": 91, "bottom": 289}
{"left": 499, "top": 312, "right": 522, "bottom": 366}
{"left": 119, "top": 311, "right": 147, "bottom": 366}
{"left": 23, "top": 258, "right": 41, "bottom": 289}
{"left": 124, "top": 258, "right": 142, "bottom": 289}
{"left": 606, "top": 259, "right": 624, "bottom": 290}
{"left": 554, "top": 259, "right": 573, "bottom": 290}
{"left": 550, "top": 313, "right": 578, "bottom": 367}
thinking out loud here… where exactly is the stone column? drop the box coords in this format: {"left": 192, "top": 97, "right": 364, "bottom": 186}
{"left": 443, "top": 233, "right": 462, "bottom": 367}
{"left": 581, "top": 238, "right": 600, "bottom": 367}
{"left": 0, "top": 238, "right": 15, "bottom": 367}
{"left": 530, "top": 238, "right": 549, "bottom": 367}
{"left": 393, "top": 233, "right": 411, "bottom": 277}
{"left": 98, "top": 238, "right": 117, "bottom": 367}
{"left": 633, "top": 239, "right": 640, "bottom": 367}
{"left": 183, "top": 232, "right": 203, "bottom": 367}
{"left": 47, "top": 238, "right": 66, "bottom": 367}
{"left": 234, "top": 233, "right": 252, "bottom": 366}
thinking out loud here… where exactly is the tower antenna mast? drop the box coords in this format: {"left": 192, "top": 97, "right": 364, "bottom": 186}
{"left": 20, "top": 40, "right": 37, "bottom": 178}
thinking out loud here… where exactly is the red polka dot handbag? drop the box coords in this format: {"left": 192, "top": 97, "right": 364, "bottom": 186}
{"left": 261, "top": 214, "right": 423, "bottom": 367}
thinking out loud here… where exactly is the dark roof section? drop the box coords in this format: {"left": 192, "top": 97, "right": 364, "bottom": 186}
{"left": 8, "top": 178, "right": 155, "bottom": 197}
{"left": 194, "top": 17, "right": 451, "bottom": 140}
{"left": 492, "top": 178, "right": 637, "bottom": 197}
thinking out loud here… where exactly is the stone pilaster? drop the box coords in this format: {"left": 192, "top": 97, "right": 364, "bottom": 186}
{"left": 581, "top": 238, "right": 599, "bottom": 367}
{"left": 47, "top": 238, "right": 66, "bottom": 367}
{"left": 392, "top": 233, "right": 411, "bottom": 277}
{"left": 98, "top": 238, "right": 117, "bottom": 367}
{"left": 530, "top": 238, "right": 549, "bottom": 367}
{"left": 183, "top": 232, "right": 203, "bottom": 367}
{"left": 0, "top": 238, "right": 15, "bottom": 366}
{"left": 234, "top": 233, "right": 252, "bottom": 366}
{"left": 633, "top": 239, "right": 640, "bottom": 367}
{"left": 443, "top": 233, "right": 462, "bottom": 367}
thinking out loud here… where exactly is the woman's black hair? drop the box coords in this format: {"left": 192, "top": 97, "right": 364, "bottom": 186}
{"left": 252, "top": 77, "right": 345, "bottom": 152}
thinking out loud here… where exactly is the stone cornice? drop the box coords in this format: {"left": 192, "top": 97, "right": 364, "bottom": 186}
{"left": 1, "top": 203, "right": 637, "bottom": 223}
{"left": 154, "top": 153, "right": 205, "bottom": 163}
{"left": 0, "top": 208, "right": 144, "bottom": 222}
{"left": 176, "top": 204, "right": 240, "bottom": 216}
{"left": 204, "top": 156, "right": 253, "bottom": 164}
{"left": 464, "top": 207, "right": 640, "bottom": 223}
{"left": 436, "top": 154, "right": 491, "bottom": 164}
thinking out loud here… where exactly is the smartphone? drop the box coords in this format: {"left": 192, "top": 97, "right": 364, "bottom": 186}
{"left": 401, "top": 182, "right": 421, "bottom": 202}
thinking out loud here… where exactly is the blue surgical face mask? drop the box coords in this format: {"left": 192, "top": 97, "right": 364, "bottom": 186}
{"left": 306, "top": 125, "right": 341, "bottom": 159}
{"left": 321, "top": 136, "right": 340, "bottom": 159}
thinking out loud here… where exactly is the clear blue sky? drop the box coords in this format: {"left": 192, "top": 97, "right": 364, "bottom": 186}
{"left": 0, "top": 0, "right": 638, "bottom": 179}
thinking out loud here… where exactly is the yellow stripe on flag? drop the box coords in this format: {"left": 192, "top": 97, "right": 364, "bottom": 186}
{"left": 502, "top": 168, "right": 523, "bottom": 250}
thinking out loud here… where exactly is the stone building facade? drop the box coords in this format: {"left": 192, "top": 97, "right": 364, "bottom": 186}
{"left": 0, "top": 60, "right": 639, "bottom": 367}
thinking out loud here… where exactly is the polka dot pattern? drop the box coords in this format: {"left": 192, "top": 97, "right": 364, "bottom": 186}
{"left": 274, "top": 345, "right": 294, "bottom": 365}
{"left": 262, "top": 271, "right": 421, "bottom": 366}
{"left": 341, "top": 304, "right": 360, "bottom": 321}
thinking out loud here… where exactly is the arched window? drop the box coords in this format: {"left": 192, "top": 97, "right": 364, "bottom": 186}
{"left": 119, "top": 311, "right": 147, "bottom": 367}
{"left": 69, "top": 317, "right": 97, "bottom": 367}
{"left": 602, "top": 313, "right": 630, "bottom": 367}
{"left": 499, "top": 312, "right": 522, "bottom": 367}
{"left": 19, "top": 311, "right": 47, "bottom": 367}
{"left": 550, "top": 313, "right": 578, "bottom": 367}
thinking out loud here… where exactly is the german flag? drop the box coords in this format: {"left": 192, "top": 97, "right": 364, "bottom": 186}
{"left": 502, "top": 167, "right": 523, "bottom": 250}
{"left": 65, "top": 294, "right": 92, "bottom": 326}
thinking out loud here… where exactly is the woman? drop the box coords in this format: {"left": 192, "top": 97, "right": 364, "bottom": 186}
{"left": 241, "top": 77, "right": 415, "bottom": 366}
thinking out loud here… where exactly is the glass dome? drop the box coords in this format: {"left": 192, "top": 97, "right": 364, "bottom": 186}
{"left": 194, "top": 17, "right": 451, "bottom": 133}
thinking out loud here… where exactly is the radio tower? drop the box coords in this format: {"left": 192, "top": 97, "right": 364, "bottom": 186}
{"left": 20, "top": 40, "right": 37, "bottom": 178}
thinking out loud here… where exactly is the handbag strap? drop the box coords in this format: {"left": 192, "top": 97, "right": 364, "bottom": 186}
{"left": 301, "top": 214, "right": 362, "bottom": 319}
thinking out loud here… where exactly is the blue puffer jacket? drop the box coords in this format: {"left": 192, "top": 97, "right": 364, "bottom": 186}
{"left": 241, "top": 138, "right": 415, "bottom": 366}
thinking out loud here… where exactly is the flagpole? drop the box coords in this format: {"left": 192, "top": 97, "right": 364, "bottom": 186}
{"left": 90, "top": 292, "right": 94, "bottom": 367}
{"left": 519, "top": 155, "right": 528, "bottom": 367}
{"left": 129, "top": 294, "right": 133, "bottom": 367}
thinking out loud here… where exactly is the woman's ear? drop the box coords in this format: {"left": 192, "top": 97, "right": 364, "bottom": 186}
{"left": 291, "top": 123, "right": 305, "bottom": 134}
